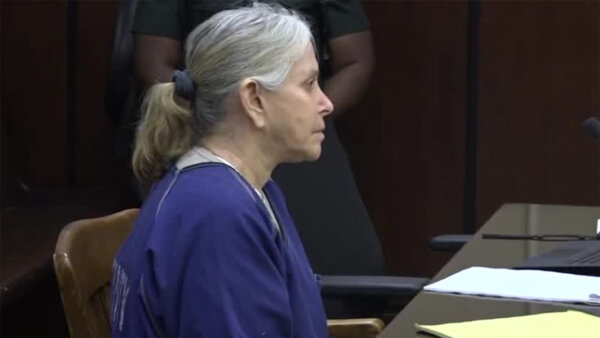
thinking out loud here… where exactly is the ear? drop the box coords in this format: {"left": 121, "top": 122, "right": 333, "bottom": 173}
{"left": 238, "top": 78, "right": 266, "bottom": 129}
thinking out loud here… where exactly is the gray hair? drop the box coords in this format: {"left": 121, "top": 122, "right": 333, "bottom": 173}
{"left": 132, "top": 3, "right": 313, "bottom": 184}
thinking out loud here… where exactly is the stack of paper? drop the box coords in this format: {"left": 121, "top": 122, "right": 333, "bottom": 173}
{"left": 424, "top": 266, "right": 600, "bottom": 305}
{"left": 416, "top": 310, "right": 600, "bottom": 338}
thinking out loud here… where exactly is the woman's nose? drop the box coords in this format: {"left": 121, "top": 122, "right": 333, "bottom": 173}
{"left": 319, "top": 88, "right": 334, "bottom": 116}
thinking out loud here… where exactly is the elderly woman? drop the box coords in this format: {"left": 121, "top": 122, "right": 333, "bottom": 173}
{"left": 110, "top": 3, "right": 333, "bottom": 338}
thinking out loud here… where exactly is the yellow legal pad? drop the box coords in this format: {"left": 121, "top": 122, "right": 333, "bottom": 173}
{"left": 415, "top": 310, "right": 600, "bottom": 338}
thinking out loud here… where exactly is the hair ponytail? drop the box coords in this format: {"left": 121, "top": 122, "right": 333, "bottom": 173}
{"left": 132, "top": 83, "right": 197, "bottom": 184}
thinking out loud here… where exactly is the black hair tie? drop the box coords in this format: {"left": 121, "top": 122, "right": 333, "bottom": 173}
{"left": 172, "top": 70, "right": 196, "bottom": 101}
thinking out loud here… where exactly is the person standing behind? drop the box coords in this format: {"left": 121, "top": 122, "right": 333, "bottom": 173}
{"left": 129, "top": 0, "right": 383, "bottom": 277}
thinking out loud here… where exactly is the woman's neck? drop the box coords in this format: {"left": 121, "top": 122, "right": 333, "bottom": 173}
{"left": 201, "top": 136, "right": 274, "bottom": 190}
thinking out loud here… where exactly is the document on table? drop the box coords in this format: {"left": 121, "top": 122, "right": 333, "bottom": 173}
{"left": 423, "top": 266, "right": 600, "bottom": 305}
{"left": 415, "top": 310, "right": 600, "bottom": 338}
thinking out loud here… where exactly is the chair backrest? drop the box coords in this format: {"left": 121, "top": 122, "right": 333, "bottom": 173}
{"left": 54, "top": 208, "right": 139, "bottom": 338}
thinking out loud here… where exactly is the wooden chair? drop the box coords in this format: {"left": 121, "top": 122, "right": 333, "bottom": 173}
{"left": 53, "top": 209, "right": 384, "bottom": 338}
{"left": 54, "top": 209, "right": 139, "bottom": 338}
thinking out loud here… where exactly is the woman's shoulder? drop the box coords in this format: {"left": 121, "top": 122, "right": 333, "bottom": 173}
{"left": 165, "top": 164, "right": 258, "bottom": 212}
{"left": 146, "top": 165, "right": 272, "bottom": 240}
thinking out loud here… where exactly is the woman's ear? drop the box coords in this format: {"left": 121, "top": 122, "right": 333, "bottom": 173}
{"left": 239, "top": 79, "right": 266, "bottom": 128}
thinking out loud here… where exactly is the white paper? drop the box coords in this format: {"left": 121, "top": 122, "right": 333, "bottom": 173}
{"left": 424, "top": 266, "right": 600, "bottom": 305}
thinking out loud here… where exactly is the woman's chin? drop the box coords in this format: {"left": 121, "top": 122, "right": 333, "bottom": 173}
{"left": 283, "top": 146, "right": 322, "bottom": 164}
{"left": 305, "top": 146, "right": 322, "bottom": 162}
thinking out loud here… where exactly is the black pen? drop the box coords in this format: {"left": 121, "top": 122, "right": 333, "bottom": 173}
{"left": 482, "top": 234, "right": 599, "bottom": 241}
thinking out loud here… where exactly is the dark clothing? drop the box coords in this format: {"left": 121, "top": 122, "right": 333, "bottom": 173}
{"left": 133, "top": 0, "right": 369, "bottom": 77}
{"left": 131, "top": 0, "right": 385, "bottom": 276}
{"left": 111, "top": 163, "right": 328, "bottom": 337}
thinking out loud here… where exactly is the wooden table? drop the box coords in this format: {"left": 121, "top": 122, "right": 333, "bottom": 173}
{"left": 379, "top": 203, "right": 600, "bottom": 337}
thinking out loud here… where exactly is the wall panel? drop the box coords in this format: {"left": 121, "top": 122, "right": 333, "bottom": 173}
{"left": 341, "top": 0, "right": 469, "bottom": 276}
{"left": 75, "top": 0, "right": 120, "bottom": 186}
{"left": 475, "top": 1, "right": 600, "bottom": 228}
{"left": 1, "top": 1, "right": 68, "bottom": 189}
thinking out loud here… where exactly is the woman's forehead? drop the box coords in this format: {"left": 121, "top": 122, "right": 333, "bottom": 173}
{"left": 289, "top": 45, "right": 319, "bottom": 79}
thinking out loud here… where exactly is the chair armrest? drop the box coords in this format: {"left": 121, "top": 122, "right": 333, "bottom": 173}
{"left": 319, "top": 275, "right": 428, "bottom": 298}
{"left": 327, "top": 318, "right": 385, "bottom": 337}
{"left": 429, "top": 234, "right": 472, "bottom": 252}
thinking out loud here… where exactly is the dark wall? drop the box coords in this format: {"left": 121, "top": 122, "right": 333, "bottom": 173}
{"left": 2, "top": 0, "right": 598, "bottom": 280}
{"left": 475, "top": 0, "right": 600, "bottom": 227}
{"left": 1, "top": 0, "right": 119, "bottom": 203}
{"left": 75, "top": 1, "right": 121, "bottom": 185}
{"left": 1, "top": 3, "right": 121, "bottom": 336}
{"left": 1, "top": 1, "right": 69, "bottom": 190}
{"left": 339, "top": 0, "right": 469, "bottom": 276}
{"left": 340, "top": 0, "right": 599, "bottom": 277}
